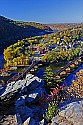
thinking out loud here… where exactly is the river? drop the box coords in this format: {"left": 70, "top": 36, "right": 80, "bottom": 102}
{"left": 0, "top": 54, "right": 4, "bottom": 69}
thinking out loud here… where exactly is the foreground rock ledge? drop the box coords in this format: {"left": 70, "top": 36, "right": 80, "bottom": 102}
{"left": 51, "top": 100, "right": 83, "bottom": 125}
{"left": 0, "top": 74, "right": 47, "bottom": 125}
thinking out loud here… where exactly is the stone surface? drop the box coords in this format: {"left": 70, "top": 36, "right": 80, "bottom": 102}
{"left": 0, "top": 74, "right": 44, "bottom": 102}
{"left": 51, "top": 100, "right": 83, "bottom": 125}
{"left": 26, "top": 77, "right": 43, "bottom": 91}
{"left": 15, "top": 113, "right": 22, "bottom": 125}
{"left": 39, "top": 119, "right": 45, "bottom": 125}
{"left": 15, "top": 96, "right": 26, "bottom": 108}
{"left": 23, "top": 117, "right": 35, "bottom": 125}
{"left": 0, "top": 114, "right": 17, "bottom": 125}
{"left": 26, "top": 87, "right": 45, "bottom": 103}
{"left": 0, "top": 74, "right": 47, "bottom": 125}
{"left": 16, "top": 106, "right": 33, "bottom": 121}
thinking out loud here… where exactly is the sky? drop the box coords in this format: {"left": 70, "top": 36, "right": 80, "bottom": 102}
{"left": 0, "top": 0, "right": 83, "bottom": 24}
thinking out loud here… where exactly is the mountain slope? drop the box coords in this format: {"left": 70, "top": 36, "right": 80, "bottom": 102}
{"left": 14, "top": 21, "right": 52, "bottom": 31}
{"left": 0, "top": 16, "right": 52, "bottom": 54}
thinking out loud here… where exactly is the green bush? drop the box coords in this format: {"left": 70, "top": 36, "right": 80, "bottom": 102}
{"left": 45, "top": 101, "right": 58, "bottom": 122}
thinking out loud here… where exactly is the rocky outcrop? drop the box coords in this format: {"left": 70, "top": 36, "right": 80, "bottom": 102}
{"left": 15, "top": 75, "right": 46, "bottom": 124}
{"left": 0, "top": 74, "right": 47, "bottom": 124}
{"left": 0, "top": 74, "right": 44, "bottom": 102}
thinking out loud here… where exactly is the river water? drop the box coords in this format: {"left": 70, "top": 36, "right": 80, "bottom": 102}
{"left": 0, "top": 54, "right": 4, "bottom": 69}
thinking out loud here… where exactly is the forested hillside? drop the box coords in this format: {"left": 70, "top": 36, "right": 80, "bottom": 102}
{"left": 14, "top": 21, "right": 53, "bottom": 31}
{"left": 0, "top": 16, "right": 52, "bottom": 54}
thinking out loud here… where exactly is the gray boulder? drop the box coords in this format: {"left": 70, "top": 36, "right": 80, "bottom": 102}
{"left": 15, "top": 113, "right": 22, "bottom": 125}
{"left": 15, "top": 96, "right": 26, "bottom": 108}
{"left": 26, "top": 87, "right": 45, "bottom": 103}
{"left": 39, "top": 119, "right": 45, "bottom": 125}
{"left": 23, "top": 117, "right": 35, "bottom": 125}
{"left": 21, "top": 86, "right": 27, "bottom": 93}
{"left": 26, "top": 77, "right": 44, "bottom": 91}
{"left": 16, "top": 106, "right": 33, "bottom": 121}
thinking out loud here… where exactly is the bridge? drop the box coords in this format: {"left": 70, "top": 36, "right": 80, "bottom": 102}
{"left": 6, "top": 60, "right": 40, "bottom": 84}
{"left": 5, "top": 55, "right": 83, "bottom": 84}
